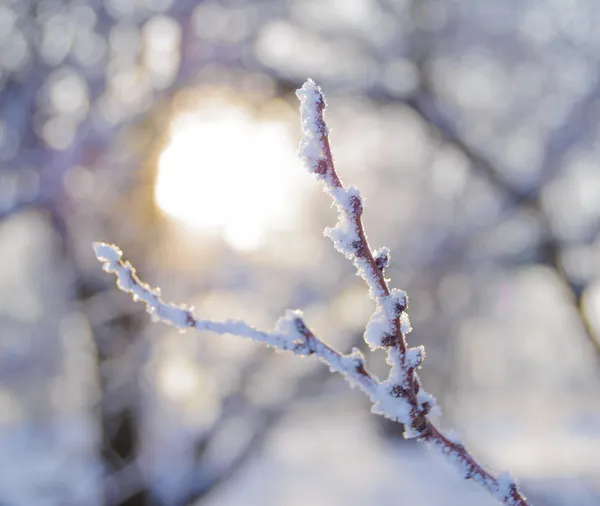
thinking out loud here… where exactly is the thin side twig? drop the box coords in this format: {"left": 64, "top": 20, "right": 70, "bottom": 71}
{"left": 94, "top": 79, "right": 531, "bottom": 506}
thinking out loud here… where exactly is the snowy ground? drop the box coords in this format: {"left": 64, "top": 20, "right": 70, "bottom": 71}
{"left": 203, "top": 397, "right": 600, "bottom": 506}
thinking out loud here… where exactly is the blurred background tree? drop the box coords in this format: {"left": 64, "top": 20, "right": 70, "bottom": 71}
{"left": 0, "top": 0, "right": 599, "bottom": 505}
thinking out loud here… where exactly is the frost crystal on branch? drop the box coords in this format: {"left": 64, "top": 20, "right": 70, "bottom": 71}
{"left": 93, "top": 242, "right": 194, "bottom": 328}
{"left": 94, "top": 79, "right": 531, "bottom": 506}
{"left": 296, "top": 78, "right": 328, "bottom": 175}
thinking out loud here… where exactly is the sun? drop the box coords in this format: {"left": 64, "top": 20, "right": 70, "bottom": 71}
{"left": 155, "top": 96, "right": 308, "bottom": 251}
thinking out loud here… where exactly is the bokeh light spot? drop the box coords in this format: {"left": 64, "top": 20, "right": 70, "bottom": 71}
{"left": 155, "top": 97, "right": 308, "bottom": 251}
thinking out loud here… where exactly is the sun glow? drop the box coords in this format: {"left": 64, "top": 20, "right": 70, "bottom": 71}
{"left": 155, "top": 97, "right": 308, "bottom": 251}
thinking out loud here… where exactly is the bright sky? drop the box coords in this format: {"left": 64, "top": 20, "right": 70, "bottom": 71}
{"left": 155, "top": 97, "right": 308, "bottom": 251}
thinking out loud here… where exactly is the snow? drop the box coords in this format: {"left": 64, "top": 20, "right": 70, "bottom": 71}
{"left": 326, "top": 185, "right": 361, "bottom": 212}
{"left": 417, "top": 388, "right": 441, "bottom": 417}
{"left": 352, "top": 256, "right": 384, "bottom": 300}
{"left": 400, "top": 312, "right": 412, "bottom": 335}
{"left": 385, "top": 347, "right": 408, "bottom": 384}
{"left": 373, "top": 246, "right": 391, "bottom": 269}
{"left": 405, "top": 346, "right": 425, "bottom": 369}
{"left": 323, "top": 217, "right": 359, "bottom": 259}
{"left": 362, "top": 290, "right": 409, "bottom": 350}
{"left": 294, "top": 80, "right": 510, "bottom": 497}
{"left": 94, "top": 242, "right": 194, "bottom": 330}
{"left": 93, "top": 242, "right": 381, "bottom": 400}
{"left": 92, "top": 80, "right": 532, "bottom": 506}
{"left": 93, "top": 242, "right": 122, "bottom": 264}
{"left": 387, "top": 287, "right": 407, "bottom": 311}
{"left": 363, "top": 302, "right": 394, "bottom": 349}
{"left": 496, "top": 472, "right": 518, "bottom": 504}
{"left": 296, "top": 78, "right": 328, "bottom": 175}
{"left": 274, "top": 309, "right": 307, "bottom": 347}
{"left": 371, "top": 385, "right": 413, "bottom": 425}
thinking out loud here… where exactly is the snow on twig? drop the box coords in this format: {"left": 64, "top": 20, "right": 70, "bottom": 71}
{"left": 93, "top": 243, "right": 379, "bottom": 398}
{"left": 94, "top": 79, "right": 530, "bottom": 506}
{"left": 295, "top": 79, "right": 529, "bottom": 506}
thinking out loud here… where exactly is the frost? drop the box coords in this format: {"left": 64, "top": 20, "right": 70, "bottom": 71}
{"left": 417, "top": 388, "right": 441, "bottom": 417}
{"left": 322, "top": 188, "right": 365, "bottom": 261}
{"left": 92, "top": 79, "right": 530, "bottom": 506}
{"left": 496, "top": 472, "right": 518, "bottom": 503}
{"left": 405, "top": 346, "right": 425, "bottom": 369}
{"left": 345, "top": 346, "right": 366, "bottom": 370}
{"left": 445, "top": 431, "right": 463, "bottom": 446}
{"left": 363, "top": 290, "right": 410, "bottom": 349}
{"left": 94, "top": 243, "right": 193, "bottom": 330}
{"left": 296, "top": 79, "right": 325, "bottom": 128}
{"left": 434, "top": 438, "right": 475, "bottom": 479}
{"left": 364, "top": 302, "right": 394, "bottom": 349}
{"left": 385, "top": 347, "right": 408, "bottom": 385}
{"left": 371, "top": 381, "right": 412, "bottom": 425}
{"left": 383, "top": 288, "right": 407, "bottom": 317}
{"left": 274, "top": 309, "right": 305, "bottom": 340}
{"left": 326, "top": 185, "right": 361, "bottom": 213}
{"left": 319, "top": 347, "right": 370, "bottom": 389}
{"left": 323, "top": 214, "right": 359, "bottom": 259}
{"left": 274, "top": 309, "right": 310, "bottom": 355}
{"left": 352, "top": 257, "right": 383, "bottom": 300}
{"left": 373, "top": 246, "right": 390, "bottom": 270}
{"left": 295, "top": 78, "right": 327, "bottom": 174}
{"left": 400, "top": 312, "right": 412, "bottom": 335}
{"left": 93, "top": 242, "right": 122, "bottom": 263}
{"left": 93, "top": 242, "right": 383, "bottom": 401}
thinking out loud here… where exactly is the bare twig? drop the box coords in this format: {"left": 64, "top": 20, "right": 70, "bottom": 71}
{"left": 94, "top": 79, "right": 530, "bottom": 506}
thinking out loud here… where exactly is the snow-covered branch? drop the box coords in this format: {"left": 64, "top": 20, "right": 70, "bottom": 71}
{"left": 94, "top": 79, "right": 530, "bottom": 506}
{"left": 93, "top": 243, "right": 379, "bottom": 396}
